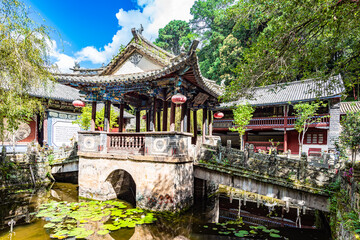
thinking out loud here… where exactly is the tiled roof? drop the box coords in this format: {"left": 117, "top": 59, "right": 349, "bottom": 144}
{"left": 29, "top": 81, "right": 81, "bottom": 102}
{"left": 340, "top": 101, "right": 360, "bottom": 114}
{"left": 220, "top": 75, "right": 344, "bottom": 108}
{"left": 56, "top": 52, "right": 223, "bottom": 98}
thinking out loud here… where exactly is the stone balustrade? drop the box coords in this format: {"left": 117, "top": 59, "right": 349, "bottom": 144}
{"left": 78, "top": 131, "right": 193, "bottom": 159}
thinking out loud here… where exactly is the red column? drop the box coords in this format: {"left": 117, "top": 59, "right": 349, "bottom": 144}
{"left": 187, "top": 108, "right": 191, "bottom": 133}
{"left": 152, "top": 97, "right": 157, "bottom": 132}
{"left": 91, "top": 102, "right": 97, "bottom": 131}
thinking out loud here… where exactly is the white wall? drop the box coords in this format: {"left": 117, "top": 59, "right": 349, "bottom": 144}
{"left": 114, "top": 54, "right": 162, "bottom": 75}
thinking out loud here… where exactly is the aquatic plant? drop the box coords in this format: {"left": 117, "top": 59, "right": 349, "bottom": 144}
{"left": 36, "top": 200, "right": 157, "bottom": 239}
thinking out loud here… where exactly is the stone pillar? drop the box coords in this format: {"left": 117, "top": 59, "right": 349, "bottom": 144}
{"left": 192, "top": 110, "right": 197, "bottom": 144}
{"left": 328, "top": 100, "right": 341, "bottom": 150}
{"left": 170, "top": 102, "right": 176, "bottom": 131}
{"left": 91, "top": 102, "right": 97, "bottom": 131}
{"left": 135, "top": 110, "right": 140, "bottom": 132}
{"left": 118, "top": 103, "right": 125, "bottom": 132}
{"left": 163, "top": 101, "right": 168, "bottom": 131}
{"left": 103, "top": 100, "right": 111, "bottom": 132}
{"left": 202, "top": 108, "right": 208, "bottom": 143}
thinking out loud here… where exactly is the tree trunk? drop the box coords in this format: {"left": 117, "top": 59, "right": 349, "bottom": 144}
{"left": 240, "top": 135, "right": 244, "bottom": 151}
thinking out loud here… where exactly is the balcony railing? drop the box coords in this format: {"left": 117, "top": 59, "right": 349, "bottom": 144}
{"left": 78, "top": 131, "right": 193, "bottom": 159}
{"left": 108, "top": 134, "right": 145, "bottom": 151}
{"left": 213, "top": 114, "right": 330, "bottom": 130}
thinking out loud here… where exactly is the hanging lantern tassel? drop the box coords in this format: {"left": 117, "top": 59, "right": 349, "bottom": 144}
{"left": 72, "top": 100, "right": 86, "bottom": 108}
{"left": 214, "top": 111, "right": 224, "bottom": 119}
{"left": 171, "top": 93, "right": 187, "bottom": 105}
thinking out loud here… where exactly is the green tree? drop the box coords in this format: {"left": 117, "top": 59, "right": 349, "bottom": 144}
{"left": 0, "top": 0, "right": 53, "bottom": 140}
{"left": 223, "top": 0, "right": 360, "bottom": 100}
{"left": 73, "top": 105, "right": 119, "bottom": 131}
{"left": 229, "top": 103, "right": 254, "bottom": 150}
{"left": 293, "top": 101, "right": 328, "bottom": 155}
{"left": 154, "top": 20, "right": 195, "bottom": 55}
{"left": 340, "top": 111, "right": 360, "bottom": 165}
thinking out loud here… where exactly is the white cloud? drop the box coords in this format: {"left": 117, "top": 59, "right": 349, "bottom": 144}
{"left": 48, "top": 40, "right": 76, "bottom": 73}
{"left": 50, "top": 0, "right": 195, "bottom": 72}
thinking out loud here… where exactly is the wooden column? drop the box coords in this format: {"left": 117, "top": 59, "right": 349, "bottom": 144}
{"left": 146, "top": 111, "right": 150, "bottom": 132}
{"left": 162, "top": 101, "right": 168, "bottom": 131}
{"left": 135, "top": 110, "right": 140, "bottom": 132}
{"left": 170, "top": 102, "right": 176, "bottom": 131}
{"left": 208, "top": 109, "right": 213, "bottom": 136}
{"left": 202, "top": 108, "right": 208, "bottom": 143}
{"left": 91, "top": 101, "right": 97, "bottom": 131}
{"left": 104, "top": 100, "right": 111, "bottom": 132}
{"left": 157, "top": 110, "right": 161, "bottom": 131}
{"left": 187, "top": 108, "right": 191, "bottom": 133}
{"left": 150, "top": 97, "right": 156, "bottom": 132}
{"left": 284, "top": 105, "right": 288, "bottom": 152}
{"left": 192, "top": 110, "right": 197, "bottom": 144}
{"left": 118, "top": 103, "right": 125, "bottom": 132}
{"left": 181, "top": 104, "right": 187, "bottom": 132}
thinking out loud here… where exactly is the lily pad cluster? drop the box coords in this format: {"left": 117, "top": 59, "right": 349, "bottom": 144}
{"left": 36, "top": 200, "right": 157, "bottom": 239}
{"left": 202, "top": 223, "right": 283, "bottom": 238}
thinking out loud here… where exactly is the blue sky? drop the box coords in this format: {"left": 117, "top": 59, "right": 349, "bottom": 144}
{"left": 24, "top": 0, "right": 196, "bottom": 72}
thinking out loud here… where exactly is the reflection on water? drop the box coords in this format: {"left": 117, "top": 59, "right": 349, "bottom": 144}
{"left": 0, "top": 183, "right": 331, "bottom": 240}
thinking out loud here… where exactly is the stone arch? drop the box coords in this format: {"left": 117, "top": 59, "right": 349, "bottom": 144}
{"left": 106, "top": 169, "right": 137, "bottom": 206}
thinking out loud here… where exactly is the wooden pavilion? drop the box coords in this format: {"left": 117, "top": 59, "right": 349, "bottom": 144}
{"left": 56, "top": 27, "right": 222, "bottom": 149}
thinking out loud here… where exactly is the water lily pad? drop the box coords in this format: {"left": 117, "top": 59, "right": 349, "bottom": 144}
{"left": 97, "top": 230, "right": 110, "bottom": 235}
{"left": 44, "top": 223, "right": 56, "bottom": 229}
{"left": 270, "top": 233, "right": 281, "bottom": 238}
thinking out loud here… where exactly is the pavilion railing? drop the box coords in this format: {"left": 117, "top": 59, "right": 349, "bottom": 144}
{"left": 108, "top": 134, "right": 145, "bottom": 151}
{"left": 213, "top": 114, "right": 330, "bottom": 129}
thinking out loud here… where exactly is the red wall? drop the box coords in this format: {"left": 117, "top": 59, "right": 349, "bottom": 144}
{"left": 287, "top": 130, "right": 299, "bottom": 154}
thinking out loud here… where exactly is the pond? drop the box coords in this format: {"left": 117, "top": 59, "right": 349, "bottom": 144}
{"left": 0, "top": 183, "right": 332, "bottom": 239}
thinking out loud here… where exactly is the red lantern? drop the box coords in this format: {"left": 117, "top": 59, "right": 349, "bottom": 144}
{"left": 171, "top": 93, "right": 187, "bottom": 105}
{"left": 72, "top": 100, "right": 85, "bottom": 108}
{"left": 214, "top": 111, "right": 224, "bottom": 119}
{"left": 142, "top": 115, "right": 147, "bottom": 120}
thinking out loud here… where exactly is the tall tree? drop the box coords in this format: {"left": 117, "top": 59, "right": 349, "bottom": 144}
{"left": 340, "top": 110, "right": 360, "bottom": 165}
{"left": 223, "top": 0, "right": 360, "bottom": 101}
{"left": 154, "top": 20, "right": 195, "bottom": 55}
{"left": 230, "top": 103, "right": 254, "bottom": 150}
{"left": 293, "top": 101, "right": 328, "bottom": 156}
{"left": 0, "top": 0, "right": 53, "bottom": 140}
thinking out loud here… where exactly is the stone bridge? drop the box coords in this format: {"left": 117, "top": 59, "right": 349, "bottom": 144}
{"left": 194, "top": 144, "right": 337, "bottom": 212}
{"left": 69, "top": 131, "right": 336, "bottom": 212}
